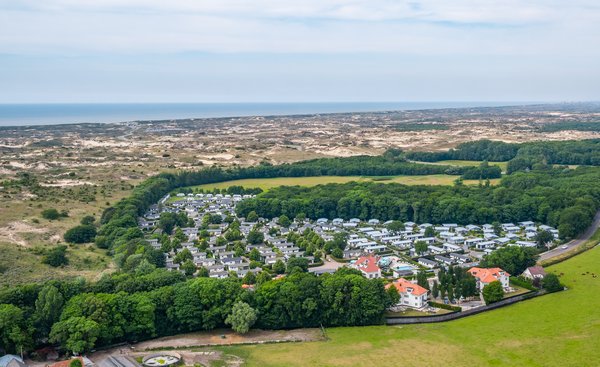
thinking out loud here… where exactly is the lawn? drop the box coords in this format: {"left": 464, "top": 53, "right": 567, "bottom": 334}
{"left": 220, "top": 239, "right": 600, "bottom": 367}
{"left": 173, "top": 174, "right": 500, "bottom": 195}
{"left": 414, "top": 160, "right": 509, "bottom": 172}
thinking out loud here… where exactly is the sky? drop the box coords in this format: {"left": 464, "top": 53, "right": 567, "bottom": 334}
{"left": 0, "top": 0, "right": 599, "bottom": 103}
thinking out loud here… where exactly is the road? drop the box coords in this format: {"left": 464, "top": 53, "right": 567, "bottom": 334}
{"left": 538, "top": 210, "right": 600, "bottom": 262}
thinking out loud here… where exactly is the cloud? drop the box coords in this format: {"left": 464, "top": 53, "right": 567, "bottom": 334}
{"left": 0, "top": 0, "right": 598, "bottom": 55}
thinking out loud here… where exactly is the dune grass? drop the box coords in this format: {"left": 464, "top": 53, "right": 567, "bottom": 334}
{"left": 218, "top": 244, "right": 600, "bottom": 367}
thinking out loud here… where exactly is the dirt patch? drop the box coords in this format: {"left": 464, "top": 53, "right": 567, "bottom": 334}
{"left": 0, "top": 221, "right": 48, "bottom": 247}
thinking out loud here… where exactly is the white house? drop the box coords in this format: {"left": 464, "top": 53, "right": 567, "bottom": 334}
{"left": 468, "top": 267, "right": 510, "bottom": 291}
{"left": 386, "top": 278, "right": 429, "bottom": 309}
{"left": 351, "top": 255, "right": 382, "bottom": 279}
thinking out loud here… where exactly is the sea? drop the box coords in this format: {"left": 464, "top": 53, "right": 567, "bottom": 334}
{"left": 0, "top": 102, "right": 528, "bottom": 127}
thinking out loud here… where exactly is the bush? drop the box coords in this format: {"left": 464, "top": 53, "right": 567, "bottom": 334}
{"left": 64, "top": 225, "right": 97, "bottom": 244}
{"left": 41, "top": 208, "right": 60, "bottom": 220}
{"left": 510, "top": 276, "right": 537, "bottom": 291}
{"left": 427, "top": 301, "right": 462, "bottom": 312}
{"left": 482, "top": 281, "right": 504, "bottom": 304}
{"left": 43, "top": 246, "right": 68, "bottom": 267}
{"left": 542, "top": 273, "right": 564, "bottom": 293}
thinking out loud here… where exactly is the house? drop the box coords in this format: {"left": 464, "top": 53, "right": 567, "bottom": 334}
{"left": 468, "top": 267, "right": 510, "bottom": 291}
{"left": 351, "top": 255, "right": 381, "bottom": 278}
{"left": 343, "top": 248, "right": 363, "bottom": 259}
{"left": 49, "top": 358, "right": 94, "bottom": 367}
{"left": 523, "top": 266, "right": 546, "bottom": 280}
{"left": 434, "top": 255, "right": 454, "bottom": 266}
{"left": 385, "top": 278, "right": 429, "bottom": 308}
{"left": 0, "top": 355, "right": 27, "bottom": 367}
{"left": 418, "top": 257, "right": 437, "bottom": 269}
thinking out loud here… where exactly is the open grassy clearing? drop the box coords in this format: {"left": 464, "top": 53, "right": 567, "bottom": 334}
{"left": 217, "top": 231, "right": 600, "bottom": 367}
{"left": 414, "top": 159, "right": 509, "bottom": 172}
{"left": 175, "top": 175, "right": 501, "bottom": 194}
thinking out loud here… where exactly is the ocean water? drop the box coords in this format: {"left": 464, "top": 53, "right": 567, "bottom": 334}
{"left": 0, "top": 102, "right": 524, "bottom": 127}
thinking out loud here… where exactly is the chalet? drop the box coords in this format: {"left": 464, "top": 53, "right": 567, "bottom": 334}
{"left": 434, "top": 255, "right": 453, "bottom": 266}
{"left": 343, "top": 248, "right": 363, "bottom": 259}
{"left": 443, "top": 243, "right": 462, "bottom": 252}
{"left": 418, "top": 257, "right": 437, "bottom": 269}
{"left": 449, "top": 253, "right": 470, "bottom": 263}
{"left": 523, "top": 266, "right": 547, "bottom": 280}
{"left": 427, "top": 245, "right": 445, "bottom": 254}
{"left": 351, "top": 255, "right": 382, "bottom": 279}
{"left": 516, "top": 241, "right": 537, "bottom": 248}
{"left": 385, "top": 278, "right": 429, "bottom": 309}
{"left": 468, "top": 267, "right": 510, "bottom": 291}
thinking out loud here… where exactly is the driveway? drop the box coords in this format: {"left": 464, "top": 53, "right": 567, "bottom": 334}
{"left": 538, "top": 210, "right": 600, "bottom": 262}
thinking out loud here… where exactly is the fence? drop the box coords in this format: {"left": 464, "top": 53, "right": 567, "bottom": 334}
{"left": 386, "top": 291, "right": 542, "bottom": 325}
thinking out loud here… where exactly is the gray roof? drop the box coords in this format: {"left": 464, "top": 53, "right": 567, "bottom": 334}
{"left": 0, "top": 356, "right": 26, "bottom": 367}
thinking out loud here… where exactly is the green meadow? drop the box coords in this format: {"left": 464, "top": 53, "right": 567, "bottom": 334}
{"left": 177, "top": 174, "right": 500, "bottom": 194}
{"left": 219, "top": 234, "right": 600, "bottom": 367}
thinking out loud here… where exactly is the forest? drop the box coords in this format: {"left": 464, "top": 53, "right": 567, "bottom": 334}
{"left": 405, "top": 139, "right": 600, "bottom": 168}
{"left": 236, "top": 167, "right": 600, "bottom": 241}
{"left": 0, "top": 267, "right": 390, "bottom": 355}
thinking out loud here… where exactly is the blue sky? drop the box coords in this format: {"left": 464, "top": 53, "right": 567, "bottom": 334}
{"left": 0, "top": 0, "right": 599, "bottom": 103}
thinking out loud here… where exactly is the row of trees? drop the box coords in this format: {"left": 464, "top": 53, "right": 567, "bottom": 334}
{"left": 236, "top": 167, "right": 600, "bottom": 240}
{"left": 404, "top": 139, "right": 600, "bottom": 167}
{"left": 0, "top": 268, "right": 392, "bottom": 355}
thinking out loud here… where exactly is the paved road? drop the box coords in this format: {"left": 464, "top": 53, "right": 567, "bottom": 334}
{"left": 538, "top": 210, "right": 600, "bottom": 262}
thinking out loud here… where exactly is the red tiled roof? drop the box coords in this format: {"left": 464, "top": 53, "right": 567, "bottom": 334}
{"left": 385, "top": 278, "right": 428, "bottom": 296}
{"left": 468, "top": 267, "right": 509, "bottom": 283}
{"left": 354, "top": 255, "right": 381, "bottom": 273}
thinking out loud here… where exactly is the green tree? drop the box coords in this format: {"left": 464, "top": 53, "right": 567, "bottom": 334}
{"left": 64, "top": 225, "right": 97, "bottom": 243}
{"left": 70, "top": 359, "right": 83, "bottom": 367}
{"left": 414, "top": 241, "right": 428, "bottom": 255}
{"left": 197, "top": 266, "right": 209, "bottom": 277}
{"left": 492, "top": 221, "right": 503, "bottom": 236}
{"left": 431, "top": 280, "right": 439, "bottom": 299}
{"left": 249, "top": 248, "right": 261, "bottom": 261}
{"left": 273, "top": 260, "right": 286, "bottom": 274}
{"left": 180, "top": 260, "right": 197, "bottom": 276}
{"left": 41, "top": 208, "right": 61, "bottom": 220}
{"left": 482, "top": 281, "right": 504, "bottom": 304}
{"left": 424, "top": 226, "right": 436, "bottom": 237}
{"left": 332, "top": 248, "right": 343, "bottom": 259}
{"left": 542, "top": 273, "right": 563, "bottom": 293}
{"left": 278, "top": 215, "right": 291, "bottom": 228}
{"left": 0, "top": 304, "right": 31, "bottom": 354}
{"left": 480, "top": 246, "right": 538, "bottom": 275}
{"left": 43, "top": 246, "right": 68, "bottom": 267}
{"left": 286, "top": 257, "right": 309, "bottom": 274}
{"left": 225, "top": 301, "right": 257, "bottom": 334}
{"left": 535, "top": 230, "right": 554, "bottom": 248}
{"left": 174, "top": 248, "right": 193, "bottom": 264}
{"left": 386, "top": 221, "right": 405, "bottom": 233}
{"left": 416, "top": 270, "right": 430, "bottom": 289}
{"left": 386, "top": 284, "right": 400, "bottom": 306}
{"left": 242, "top": 271, "right": 256, "bottom": 285}
{"left": 246, "top": 211, "right": 259, "bottom": 222}
{"left": 50, "top": 316, "right": 100, "bottom": 354}
{"left": 33, "top": 285, "right": 64, "bottom": 338}
{"left": 246, "top": 230, "right": 264, "bottom": 245}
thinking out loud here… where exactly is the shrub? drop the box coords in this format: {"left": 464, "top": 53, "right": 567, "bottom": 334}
{"left": 43, "top": 246, "right": 68, "bottom": 267}
{"left": 542, "top": 273, "right": 564, "bottom": 293}
{"left": 41, "top": 208, "right": 60, "bottom": 220}
{"left": 510, "top": 276, "right": 537, "bottom": 291}
{"left": 428, "top": 301, "right": 462, "bottom": 312}
{"left": 64, "top": 225, "right": 97, "bottom": 244}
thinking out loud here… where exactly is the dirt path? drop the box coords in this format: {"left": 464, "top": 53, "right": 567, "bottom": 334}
{"left": 85, "top": 328, "right": 323, "bottom": 364}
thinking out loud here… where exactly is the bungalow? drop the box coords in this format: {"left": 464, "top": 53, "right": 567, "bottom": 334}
{"left": 523, "top": 266, "right": 547, "bottom": 280}
{"left": 516, "top": 241, "right": 537, "bottom": 248}
{"left": 365, "top": 244, "right": 387, "bottom": 253}
{"left": 449, "top": 253, "right": 470, "bottom": 263}
{"left": 0, "top": 355, "right": 27, "bottom": 367}
{"left": 392, "top": 239, "right": 413, "bottom": 249}
{"left": 343, "top": 248, "right": 363, "bottom": 259}
{"left": 418, "top": 257, "right": 437, "bottom": 269}
{"left": 351, "top": 255, "right": 382, "bottom": 279}
{"left": 447, "top": 236, "right": 466, "bottom": 245}
{"left": 468, "top": 267, "right": 510, "bottom": 291}
{"left": 434, "top": 255, "right": 453, "bottom": 266}
{"left": 427, "top": 245, "right": 445, "bottom": 254}
{"left": 385, "top": 278, "right": 429, "bottom": 309}
{"left": 443, "top": 243, "right": 462, "bottom": 252}
{"left": 465, "top": 238, "right": 483, "bottom": 247}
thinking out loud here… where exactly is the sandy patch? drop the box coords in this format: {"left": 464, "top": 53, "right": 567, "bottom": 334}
{"left": 0, "top": 221, "right": 48, "bottom": 247}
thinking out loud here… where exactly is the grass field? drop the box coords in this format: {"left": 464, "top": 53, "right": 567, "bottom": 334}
{"left": 218, "top": 233, "right": 600, "bottom": 367}
{"left": 175, "top": 174, "right": 501, "bottom": 194}
{"left": 415, "top": 160, "right": 509, "bottom": 172}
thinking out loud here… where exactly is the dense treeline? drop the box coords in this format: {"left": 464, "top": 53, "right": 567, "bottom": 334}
{"left": 540, "top": 122, "right": 600, "bottom": 132}
{"left": 405, "top": 139, "right": 600, "bottom": 168}
{"left": 236, "top": 167, "right": 600, "bottom": 240}
{"left": 0, "top": 268, "right": 389, "bottom": 354}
